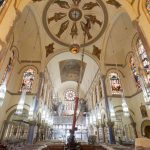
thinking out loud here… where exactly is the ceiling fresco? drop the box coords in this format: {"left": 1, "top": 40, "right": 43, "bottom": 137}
{"left": 43, "top": 0, "right": 108, "bottom": 47}
{"left": 59, "top": 59, "right": 86, "bottom": 83}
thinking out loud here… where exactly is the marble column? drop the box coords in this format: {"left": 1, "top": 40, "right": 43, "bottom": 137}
{"left": 101, "top": 75, "right": 116, "bottom": 144}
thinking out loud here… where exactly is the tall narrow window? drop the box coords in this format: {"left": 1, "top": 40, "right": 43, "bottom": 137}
{"left": 129, "top": 56, "right": 141, "bottom": 89}
{"left": 146, "top": 0, "right": 150, "bottom": 14}
{"left": 1, "top": 51, "right": 15, "bottom": 84}
{"left": 137, "top": 39, "right": 150, "bottom": 84}
{"left": 109, "top": 72, "right": 122, "bottom": 95}
{"left": 20, "top": 69, "right": 35, "bottom": 92}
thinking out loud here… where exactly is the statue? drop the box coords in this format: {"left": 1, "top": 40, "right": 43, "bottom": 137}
{"left": 80, "top": 19, "right": 92, "bottom": 40}
{"left": 92, "top": 45, "right": 101, "bottom": 60}
{"left": 56, "top": 20, "right": 69, "bottom": 38}
{"left": 82, "top": 2, "right": 99, "bottom": 10}
{"left": 85, "top": 15, "right": 102, "bottom": 27}
{"left": 54, "top": 0, "right": 70, "bottom": 9}
{"left": 45, "top": 43, "right": 54, "bottom": 57}
{"left": 106, "top": 0, "right": 121, "bottom": 8}
{"left": 48, "top": 13, "right": 66, "bottom": 23}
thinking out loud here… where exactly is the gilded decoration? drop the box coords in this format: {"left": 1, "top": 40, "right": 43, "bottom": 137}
{"left": 43, "top": 0, "right": 108, "bottom": 47}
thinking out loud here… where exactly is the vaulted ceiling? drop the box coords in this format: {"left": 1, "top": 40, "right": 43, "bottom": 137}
{"left": 13, "top": 0, "right": 137, "bottom": 100}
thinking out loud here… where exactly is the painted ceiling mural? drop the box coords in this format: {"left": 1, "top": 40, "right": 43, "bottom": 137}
{"left": 59, "top": 59, "right": 86, "bottom": 82}
{"left": 43, "top": 0, "right": 108, "bottom": 47}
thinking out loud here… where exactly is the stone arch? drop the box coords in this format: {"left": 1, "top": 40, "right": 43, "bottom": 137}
{"left": 18, "top": 65, "right": 39, "bottom": 74}
{"left": 141, "top": 120, "right": 150, "bottom": 138}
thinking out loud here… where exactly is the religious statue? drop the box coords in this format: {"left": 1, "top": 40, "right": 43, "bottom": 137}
{"left": 106, "top": 0, "right": 121, "bottom": 8}
{"left": 56, "top": 20, "right": 69, "bottom": 38}
{"left": 48, "top": 13, "right": 66, "bottom": 24}
{"left": 54, "top": 0, "right": 70, "bottom": 9}
{"left": 82, "top": 2, "right": 99, "bottom": 10}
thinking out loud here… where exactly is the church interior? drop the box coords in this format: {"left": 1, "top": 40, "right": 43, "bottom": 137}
{"left": 0, "top": 0, "right": 150, "bottom": 149}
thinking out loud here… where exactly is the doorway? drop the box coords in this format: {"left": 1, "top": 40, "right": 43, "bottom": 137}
{"left": 144, "top": 126, "right": 150, "bottom": 139}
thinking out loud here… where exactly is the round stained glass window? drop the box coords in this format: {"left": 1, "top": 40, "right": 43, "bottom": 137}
{"left": 65, "top": 89, "right": 76, "bottom": 101}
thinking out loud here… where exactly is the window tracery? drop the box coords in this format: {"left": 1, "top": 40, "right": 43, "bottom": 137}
{"left": 146, "top": 0, "right": 150, "bottom": 14}
{"left": 20, "top": 68, "right": 35, "bottom": 92}
{"left": 137, "top": 39, "right": 150, "bottom": 84}
{"left": 109, "top": 72, "right": 122, "bottom": 95}
{"left": 129, "top": 56, "right": 141, "bottom": 89}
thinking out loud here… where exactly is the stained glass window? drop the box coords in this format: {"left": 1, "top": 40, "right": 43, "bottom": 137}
{"left": 20, "top": 69, "right": 35, "bottom": 92}
{"left": 137, "top": 39, "right": 150, "bottom": 84}
{"left": 65, "top": 89, "right": 76, "bottom": 101}
{"left": 1, "top": 51, "right": 15, "bottom": 84}
{"left": 109, "top": 72, "right": 122, "bottom": 95}
{"left": 129, "top": 56, "right": 141, "bottom": 89}
{"left": 146, "top": 0, "right": 150, "bottom": 14}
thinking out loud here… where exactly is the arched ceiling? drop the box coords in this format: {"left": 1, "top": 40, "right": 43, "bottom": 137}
{"left": 104, "top": 12, "right": 137, "bottom": 65}
{"left": 47, "top": 52, "right": 99, "bottom": 99}
{"left": 12, "top": 0, "right": 137, "bottom": 99}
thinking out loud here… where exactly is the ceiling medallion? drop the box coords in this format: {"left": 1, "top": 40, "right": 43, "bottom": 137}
{"left": 43, "top": 0, "right": 108, "bottom": 47}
